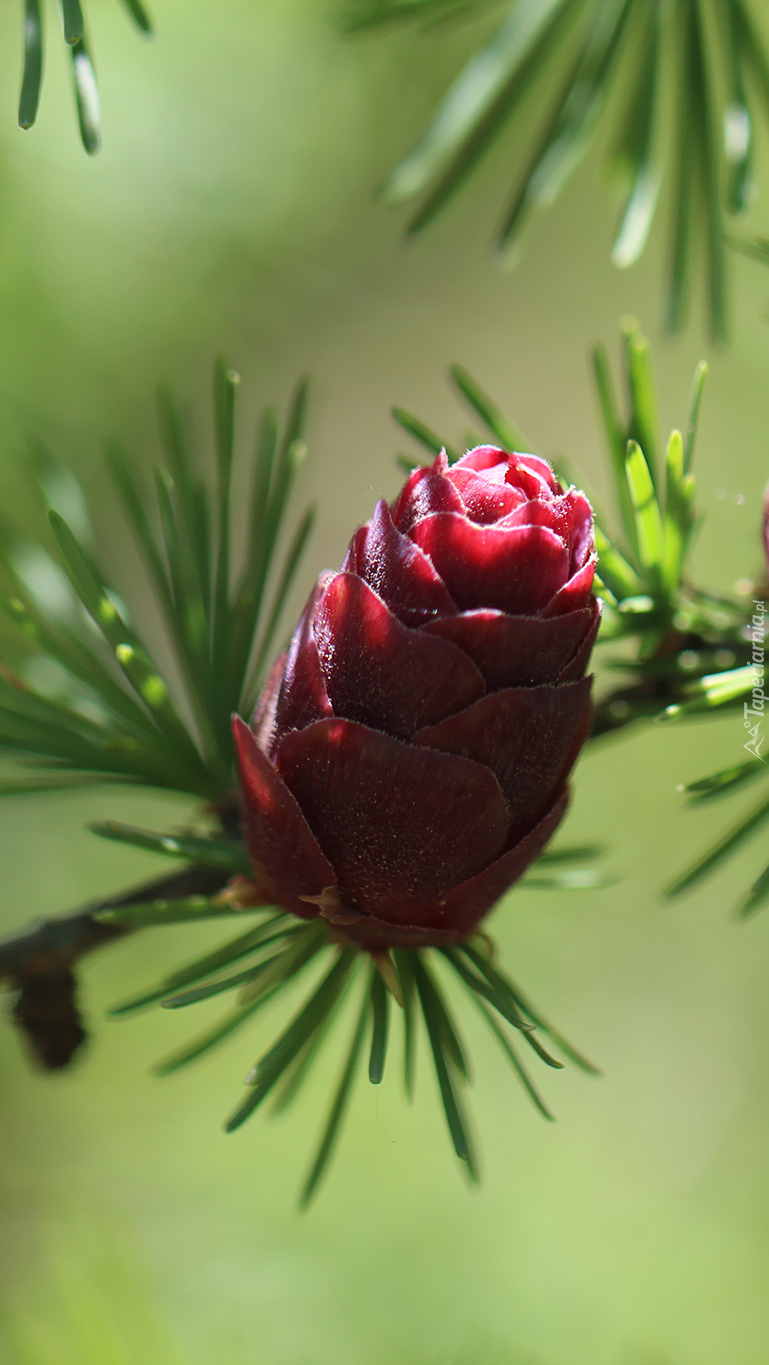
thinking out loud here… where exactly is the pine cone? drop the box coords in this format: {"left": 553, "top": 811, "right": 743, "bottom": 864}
{"left": 234, "top": 447, "right": 599, "bottom": 951}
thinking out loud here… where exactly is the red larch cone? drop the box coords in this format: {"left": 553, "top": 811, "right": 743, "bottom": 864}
{"left": 234, "top": 447, "right": 599, "bottom": 952}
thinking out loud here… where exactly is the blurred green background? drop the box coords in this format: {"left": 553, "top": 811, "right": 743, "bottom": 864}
{"left": 1, "top": 1, "right": 769, "bottom": 1362}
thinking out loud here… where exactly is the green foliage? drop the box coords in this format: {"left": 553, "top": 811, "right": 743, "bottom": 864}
{"left": 392, "top": 317, "right": 753, "bottom": 733}
{"left": 665, "top": 788, "right": 769, "bottom": 910}
{"left": 351, "top": 0, "right": 769, "bottom": 340}
{"left": 345, "top": 0, "right": 501, "bottom": 30}
{"left": 18, "top": 0, "right": 152, "bottom": 155}
{"left": 521, "top": 842, "right": 614, "bottom": 891}
{"left": 105, "top": 910, "right": 593, "bottom": 1202}
{"left": 0, "top": 364, "right": 313, "bottom": 801}
{"left": 88, "top": 820, "right": 253, "bottom": 877}
{"left": 728, "top": 233, "right": 769, "bottom": 267}
{"left": 665, "top": 745, "right": 769, "bottom": 917}
{"left": 661, "top": 578, "right": 768, "bottom": 917}
{"left": 13, "top": 0, "right": 769, "bottom": 344}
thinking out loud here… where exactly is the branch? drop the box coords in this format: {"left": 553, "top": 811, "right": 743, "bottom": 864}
{"left": 590, "top": 624, "right": 752, "bottom": 740}
{"left": 0, "top": 863, "right": 231, "bottom": 1070}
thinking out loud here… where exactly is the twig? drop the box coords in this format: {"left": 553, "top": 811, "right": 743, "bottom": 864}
{"left": 0, "top": 864, "right": 230, "bottom": 1070}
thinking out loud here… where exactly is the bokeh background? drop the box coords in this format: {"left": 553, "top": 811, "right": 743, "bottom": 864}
{"left": 1, "top": 1, "right": 769, "bottom": 1362}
